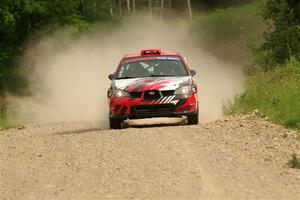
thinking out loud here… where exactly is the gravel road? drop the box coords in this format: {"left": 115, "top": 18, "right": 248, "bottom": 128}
{"left": 1, "top": 115, "right": 300, "bottom": 200}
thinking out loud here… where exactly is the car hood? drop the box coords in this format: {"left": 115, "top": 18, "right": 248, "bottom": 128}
{"left": 113, "top": 76, "right": 191, "bottom": 92}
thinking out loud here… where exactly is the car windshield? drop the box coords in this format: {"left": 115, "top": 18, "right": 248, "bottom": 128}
{"left": 116, "top": 56, "right": 188, "bottom": 79}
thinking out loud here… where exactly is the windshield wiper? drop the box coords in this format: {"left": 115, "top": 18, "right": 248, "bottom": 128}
{"left": 118, "top": 75, "right": 182, "bottom": 79}
{"left": 150, "top": 74, "right": 166, "bottom": 77}
{"left": 117, "top": 76, "right": 137, "bottom": 79}
{"left": 150, "top": 74, "right": 178, "bottom": 77}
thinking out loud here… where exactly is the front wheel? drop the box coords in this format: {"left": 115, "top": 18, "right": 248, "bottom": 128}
{"left": 187, "top": 113, "right": 199, "bottom": 125}
{"left": 109, "top": 118, "right": 123, "bottom": 129}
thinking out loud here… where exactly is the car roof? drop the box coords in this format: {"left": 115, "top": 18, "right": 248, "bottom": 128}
{"left": 123, "top": 49, "right": 182, "bottom": 59}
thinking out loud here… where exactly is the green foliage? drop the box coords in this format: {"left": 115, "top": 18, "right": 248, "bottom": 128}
{"left": 80, "top": 0, "right": 115, "bottom": 21}
{"left": 230, "top": 57, "right": 300, "bottom": 129}
{"left": 194, "top": 1, "right": 264, "bottom": 42}
{"left": 253, "top": 0, "right": 300, "bottom": 69}
{"left": 192, "top": 0, "right": 265, "bottom": 63}
{"left": 0, "top": 0, "right": 117, "bottom": 97}
{"left": 231, "top": 1, "right": 300, "bottom": 131}
{"left": 288, "top": 154, "right": 300, "bottom": 169}
{"left": 0, "top": 108, "right": 11, "bottom": 130}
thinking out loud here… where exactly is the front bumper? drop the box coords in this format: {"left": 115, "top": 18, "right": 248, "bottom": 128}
{"left": 109, "top": 94, "right": 198, "bottom": 120}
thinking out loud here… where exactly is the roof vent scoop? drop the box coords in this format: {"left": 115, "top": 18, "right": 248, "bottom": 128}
{"left": 141, "top": 49, "right": 161, "bottom": 56}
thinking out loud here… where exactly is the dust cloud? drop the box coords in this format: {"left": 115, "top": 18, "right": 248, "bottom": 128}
{"left": 9, "top": 16, "right": 244, "bottom": 127}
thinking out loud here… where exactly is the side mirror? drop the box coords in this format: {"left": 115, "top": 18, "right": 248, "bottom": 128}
{"left": 108, "top": 74, "right": 115, "bottom": 80}
{"left": 107, "top": 89, "right": 112, "bottom": 97}
{"left": 190, "top": 70, "right": 196, "bottom": 77}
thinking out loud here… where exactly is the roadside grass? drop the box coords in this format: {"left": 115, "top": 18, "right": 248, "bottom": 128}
{"left": 192, "top": 0, "right": 265, "bottom": 45}
{"left": 288, "top": 154, "right": 300, "bottom": 169}
{"left": 0, "top": 109, "right": 12, "bottom": 130}
{"left": 191, "top": 0, "right": 266, "bottom": 64}
{"left": 228, "top": 57, "right": 300, "bottom": 130}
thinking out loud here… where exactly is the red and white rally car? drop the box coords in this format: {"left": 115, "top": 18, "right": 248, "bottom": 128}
{"left": 107, "top": 49, "right": 198, "bottom": 129}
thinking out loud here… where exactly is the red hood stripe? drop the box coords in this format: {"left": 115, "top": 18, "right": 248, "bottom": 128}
{"left": 140, "top": 80, "right": 170, "bottom": 91}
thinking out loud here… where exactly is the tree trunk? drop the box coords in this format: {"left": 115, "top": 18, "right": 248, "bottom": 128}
{"left": 110, "top": 7, "right": 114, "bottom": 16}
{"left": 187, "top": 0, "right": 193, "bottom": 19}
{"left": 148, "top": 0, "right": 152, "bottom": 17}
{"left": 161, "top": 0, "right": 164, "bottom": 21}
{"left": 78, "top": 0, "right": 84, "bottom": 19}
{"left": 118, "top": 0, "right": 122, "bottom": 15}
{"left": 94, "top": 0, "right": 97, "bottom": 18}
{"left": 133, "top": 0, "right": 136, "bottom": 14}
{"left": 127, "top": 0, "right": 131, "bottom": 13}
{"left": 168, "top": 0, "right": 172, "bottom": 9}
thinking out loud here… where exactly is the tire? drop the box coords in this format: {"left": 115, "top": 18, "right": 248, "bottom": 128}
{"left": 187, "top": 113, "right": 199, "bottom": 125}
{"left": 109, "top": 118, "right": 122, "bottom": 129}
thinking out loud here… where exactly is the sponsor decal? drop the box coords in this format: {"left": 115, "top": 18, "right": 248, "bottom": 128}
{"left": 121, "top": 56, "right": 180, "bottom": 64}
{"left": 155, "top": 56, "right": 181, "bottom": 60}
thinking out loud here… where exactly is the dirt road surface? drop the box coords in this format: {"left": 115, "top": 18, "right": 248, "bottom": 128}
{"left": 1, "top": 115, "right": 300, "bottom": 200}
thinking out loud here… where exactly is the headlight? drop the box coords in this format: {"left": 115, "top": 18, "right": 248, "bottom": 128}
{"left": 114, "top": 89, "right": 130, "bottom": 98}
{"left": 174, "top": 86, "right": 193, "bottom": 98}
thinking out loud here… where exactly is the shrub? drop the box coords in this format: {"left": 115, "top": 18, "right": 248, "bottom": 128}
{"left": 0, "top": 108, "right": 10, "bottom": 130}
{"left": 253, "top": 0, "right": 300, "bottom": 69}
{"left": 230, "top": 57, "right": 300, "bottom": 129}
{"left": 288, "top": 154, "right": 300, "bottom": 169}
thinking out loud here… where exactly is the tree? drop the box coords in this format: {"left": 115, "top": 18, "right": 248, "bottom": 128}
{"left": 0, "top": 0, "right": 116, "bottom": 96}
{"left": 161, "top": 0, "right": 164, "bottom": 20}
{"left": 187, "top": 0, "right": 193, "bottom": 19}
{"left": 127, "top": 0, "right": 130, "bottom": 13}
{"left": 133, "top": 0, "right": 136, "bottom": 14}
{"left": 255, "top": 0, "right": 300, "bottom": 68}
{"left": 149, "top": 0, "right": 152, "bottom": 17}
{"left": 118, "top": 0, "right": 123, "bottom": 15}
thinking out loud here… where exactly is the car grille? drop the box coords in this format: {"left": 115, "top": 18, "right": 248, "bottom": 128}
{"left": 128, "top": 90, "right": 175, "bottom": 99}
{"left": 143, "top": 90, "right": 161, "bottom": 100}
{"left": 131, "top": 104, "right": 175, "bottom": 118}
{"left": 129, "top": 92, "right": 142, "bottom": 98}
{"left": 161, "top": 90, "right": 175, "bottom": 96}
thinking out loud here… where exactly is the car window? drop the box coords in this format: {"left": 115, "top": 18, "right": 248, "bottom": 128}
{"left": 116, "top": 56, "right": 188, "bottom": 79}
